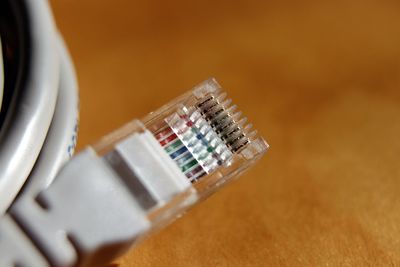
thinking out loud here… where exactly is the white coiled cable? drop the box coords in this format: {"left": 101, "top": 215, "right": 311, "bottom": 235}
{"left": 0, "top": 0, "right": 79, "bottom": 213}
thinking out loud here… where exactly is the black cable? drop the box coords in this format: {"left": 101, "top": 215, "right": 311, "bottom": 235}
{"left": 0, "top": 0, "right": 32, "bottom": 132}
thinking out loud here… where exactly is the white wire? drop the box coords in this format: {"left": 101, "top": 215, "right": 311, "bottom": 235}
{"left": 21, "top": 35, "right": 79, "bottom": 197}
{"left": 0, "top": 0, "right": 60, "bottom": 214}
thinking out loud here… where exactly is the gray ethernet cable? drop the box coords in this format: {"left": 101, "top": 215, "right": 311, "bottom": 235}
{"left": 0, "top": 78, "right": 268, "bottom": 267}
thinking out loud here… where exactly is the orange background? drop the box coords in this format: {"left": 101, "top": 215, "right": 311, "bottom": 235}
{"left": 51, "top": 0, "right": 400, "bottom": 266}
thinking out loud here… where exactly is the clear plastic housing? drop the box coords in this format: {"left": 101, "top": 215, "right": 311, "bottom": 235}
{"left": 92, "top": 78, "right": 269, "bottom": 226}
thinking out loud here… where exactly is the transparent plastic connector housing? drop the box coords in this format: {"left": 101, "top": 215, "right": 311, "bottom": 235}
{"left": 0, "top": 78, "right": 268, "bottom": 267}
{"left": 93, "top": 78, "right": 269, "bottom": 229}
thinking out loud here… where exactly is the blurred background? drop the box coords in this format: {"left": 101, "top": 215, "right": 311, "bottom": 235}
{"left": 51, "top": 0, "right": 400, "bottom": 266}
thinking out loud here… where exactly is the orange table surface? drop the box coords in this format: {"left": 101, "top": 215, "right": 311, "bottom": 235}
{"left": 51, "top": 0, "right": 400, "bottom": 266}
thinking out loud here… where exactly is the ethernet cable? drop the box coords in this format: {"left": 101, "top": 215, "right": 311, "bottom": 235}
{"left": 0, "top": 0, "right": 66, "bottom": 213}
{"left": 0, "top": 0, "right": 268, "bottom": 266}
{"left": 0, "top": 78, "right": 268, "bottom": 267}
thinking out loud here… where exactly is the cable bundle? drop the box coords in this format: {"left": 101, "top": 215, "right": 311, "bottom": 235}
{"left": 0, "top": 0, "right": 79, "bottom": 214}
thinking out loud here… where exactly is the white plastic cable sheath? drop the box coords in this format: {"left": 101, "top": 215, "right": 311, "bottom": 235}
{"left": 0, "top": 0, "right": 60, "bottom": 214}
{"left": 21, "top": 35, "right": 79, "bottom": 197}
